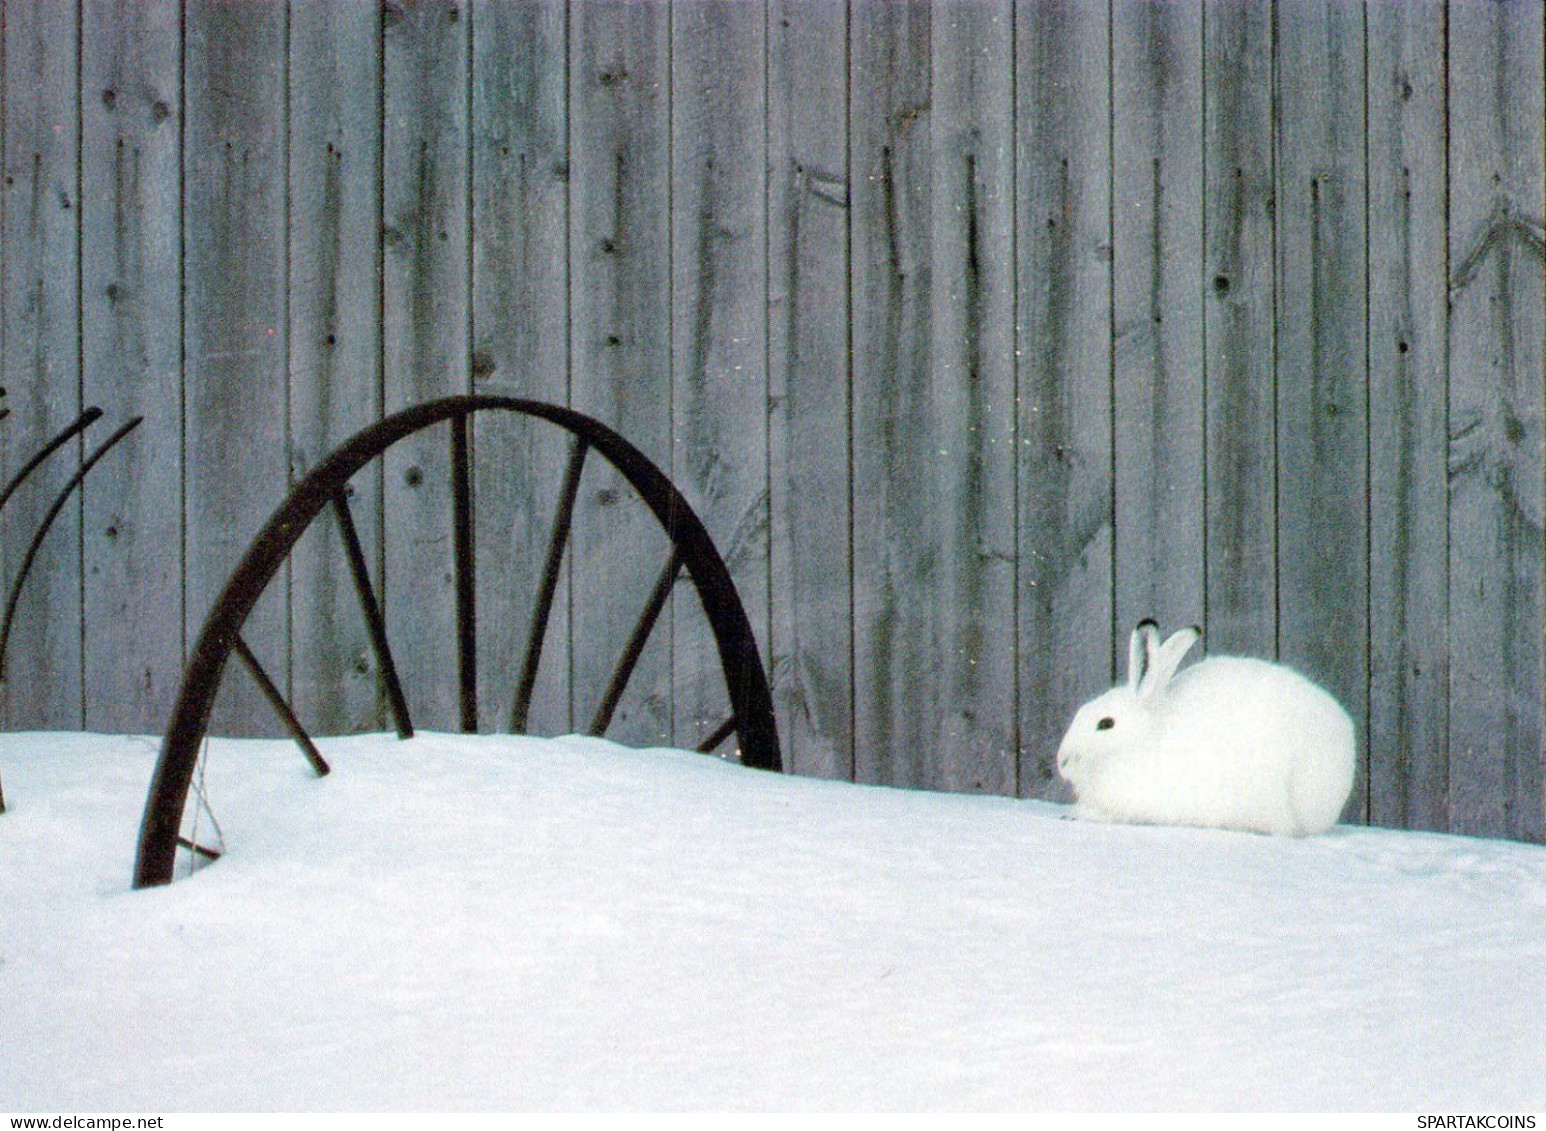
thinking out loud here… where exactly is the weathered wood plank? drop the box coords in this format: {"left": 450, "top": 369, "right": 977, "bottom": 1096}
{"left": 1112, "top": 0, "right": 1205, "bottom": 643}
{"left": 767, "top": 0, "right": 852, "bottom": 781}
{"left": 182, "top": 0, "right": 289, "bottom": 736}
{"left": 80, "top": 0, "right": 185, "bottom": 736}
{"left": 670, "top": 0, "right": 769, "bottom": 756}
{"left": 928, "top": 0, "right": 1016, "bottom": 794}
{"left": 1447, "top": 0, "right": 1546, "bottom": 842}
{"left": 1367, "top": 0, "right": 1449, "bottom": 833}
{"left": 568, "top": 1, "right": 674, "bottom": 748}
{"left": 1016, "top": 0, "right": 1113, "bottom": 797}
{"left": 1202, "top": 0, "right": 1276, "bottom": 658}
{"left": 381, "top": 0, "right": 471, "bottom": 732}
{"left": 0, "top": 0, "right": 83, "bottom": 730}
{"left": 850, "top": 0, "right": 934, "bottom": 788}
{"left": 288, "top": 0, "right": 384, "bottom": 736}
{"left": 1275, "top": 0, "right": 1368, "bottom": 821}
{"left": 470, "top": 0, "right": 571, "bottom": 736}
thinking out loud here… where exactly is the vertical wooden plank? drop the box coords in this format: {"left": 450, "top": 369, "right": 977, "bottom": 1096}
{"left": 568, "top": 1, "right": 674, "bottom": 747}
{"left": 850, "top": 0, "right": 933, "bottom": 788}
{"left": 1016, "top": 0, "right": 1113, "bottom": 797}
{"left": 184, "top": 0, "right": 288, "bottom": 736}
{"left": 1275, "top": 1, "right": 1368, "bottom": 821}
{"left": 768, "top": 0, "right": 852, "bottom": 781}
{"left": 928, "top": 1, "right": 1016, "bottom": 794}
{"left": 0, "top": 0, "right": 83, "bottom": 730}
{"left": 1447, "top": 0, "right": 1545, "bottom": 842}
{"left": 1112, "top": 0, "right": 1205, "bottom": 640}
{"left": 470, "top": 0, "right": 570, "bottom": 736}
{"left": 1367, "top": 0, "right": 1448, "bottom": 832}
{"left": 80, "top": 0, "right": 184, "bottom": 736}
{"left": 288, "top": 1, "right": 383, "bottom": 736}
{"left": 382, "top": 0, "right": 471, "bottom": 733}
{"left": 671, "top": 0, "right": 769, "bottom": 754}
{"left": 1202, "top": 0, "right": 1276, "bottom": 657}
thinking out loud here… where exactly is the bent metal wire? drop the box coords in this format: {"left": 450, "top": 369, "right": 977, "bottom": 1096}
{"left": 134, "top": 394, "right": 781, "bottom": 889}
{"left": 0, "top": 407, "right": 143, "bottom": 815}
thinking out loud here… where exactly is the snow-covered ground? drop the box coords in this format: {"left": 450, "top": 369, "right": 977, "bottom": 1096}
{"left": 1, "top": 729, "right": 1543, "bottom": 1112}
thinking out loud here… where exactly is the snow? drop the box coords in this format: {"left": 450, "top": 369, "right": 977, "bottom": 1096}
{"left": 1, "top": 729, "right": 1543, "bottom": 1112}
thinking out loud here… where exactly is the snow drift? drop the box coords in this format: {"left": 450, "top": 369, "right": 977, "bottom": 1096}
{"left": 1, "top": 730, "right": 1542, "bottom": 1111}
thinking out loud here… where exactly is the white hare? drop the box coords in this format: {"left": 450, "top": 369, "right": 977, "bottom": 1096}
{"left": 1056, "top": 620, "right": 1355, "bottom": 836}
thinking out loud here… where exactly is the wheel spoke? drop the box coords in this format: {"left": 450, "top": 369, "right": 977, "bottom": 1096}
{"left": 588, "top": 546, "right": 683, "bottom": 737}
{"left": 451, "top": 412, "right": 477, "bottom": 733}
{"left": 331, "top": 490, "right": 414, "bottom": 739}
{"left": 510, "top": 437, "right": 588, "bottom": 733}
{"left": 696, "top": 715, "right": 739, "bottom": 754}
{"left": 230, "top": 634, "right": 331, "bottom": 777}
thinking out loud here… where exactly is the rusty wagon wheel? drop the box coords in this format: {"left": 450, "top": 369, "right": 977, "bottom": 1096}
{"left": 134, "top": 394, "right": 780, "bottom": 888}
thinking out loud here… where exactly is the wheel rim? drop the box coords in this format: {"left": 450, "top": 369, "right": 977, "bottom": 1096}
{"left": 134, "top": 394, "right": 780, "bottom": 888}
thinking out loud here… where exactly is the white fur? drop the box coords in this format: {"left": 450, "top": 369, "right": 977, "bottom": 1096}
{"left": 1056, "top": 623, "right": 1355, "bottom": 836}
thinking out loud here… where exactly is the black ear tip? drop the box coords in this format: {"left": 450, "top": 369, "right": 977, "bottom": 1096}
{"left": 1136, "top": 617, "right": 1159, "bottom": 631}
{"left": 1189, "top": 623, "right": 1203, "bottom": 637}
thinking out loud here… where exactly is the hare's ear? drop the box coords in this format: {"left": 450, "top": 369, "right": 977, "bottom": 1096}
{"left": 1141, "top": 625, "right": 1201, "bottom": 699}
{"left": 1128, "top": 619, "right": 1159, "bottom": 692}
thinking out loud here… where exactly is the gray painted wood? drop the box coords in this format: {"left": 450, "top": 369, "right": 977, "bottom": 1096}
{"left": 1274, "top": 1, "right": 1369, "bottom": 818}
{"left": 1015, "top": 0, "right": 1113, "bottom": 797}
{"left": 0, "top": 0, "right": 1544, "bottom": 843}
{"left": 568, "top": 1, "right": 675, "bottom": 748}
{"left": 470, "top": 0, "right": 571, "bottom": 737}
{"left": 381, "top": 0, "right": 471, "bottom": 733}
{"left": 182, "top": 0, "right": 289, "bottom": 736}
{"left": 1446, "top": 0, "right": 1545, "bottom": 842}
{"left": 670, "top": 0, "right": 769, "bottom": 754}
{"left": 1112, "top": 0, "right": 1205, "bottom": 646}
{"left": 928, "top": 1, "right": 1016, "bottom": 795}
{"left": 80, "top": 0, "right": 184, "bottom": 737}
{"left": 767, "top": 0, "right": 852, "bottom": 781}
{"left": 0, "top": 0, "right": 83, "bottom": 730}
{"left": 288, "top": 0, "right": 384, "bottom": 736}
{"left": 1202, "top": 0, "right": 1277, "bottom": 658}
{"left": 850, "top": 0, "right": 935, "bottom": 789}
{"left": 1367, "top": 0, "right": 1449, "bottom": 833}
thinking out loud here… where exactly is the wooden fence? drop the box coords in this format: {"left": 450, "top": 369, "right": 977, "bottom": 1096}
{"left": 1, "top": 0, "right": 1543, "bottom": 841}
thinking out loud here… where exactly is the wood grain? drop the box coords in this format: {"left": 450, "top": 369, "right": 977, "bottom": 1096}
{"left": 80, "top": 0, "right": 185, "bottom": 736}
{"left": 768, "top": 0, "right": 852, "bottom": 781}
{"left": 182, "top": 0, "right": 289, "bottom": 736}
{"left": 1015, "top": 0, "right": 1113, "bottom": 797}
{"left": 1447, "top": 0, "right": 1545, "bottom": 842}
{"left": 1367, "top": 0, "right": 1449, "bottom": 832}
{"left": 288, "top": 0, "right": 384, "bottom": 735}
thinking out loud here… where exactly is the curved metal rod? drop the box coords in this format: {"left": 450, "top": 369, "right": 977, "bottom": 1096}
{"left": 0, "top": 416, "right": 142, "bottom": 680}
{"left": 0, "top": 406, "right": 103, "bottom": 517}
{"left": 136, "top": 394, "right": 781, "bottom": 888}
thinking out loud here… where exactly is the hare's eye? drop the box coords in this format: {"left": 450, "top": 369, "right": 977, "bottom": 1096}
{"left": 1096, "top": 717, "right": 1115, "bottom": 731}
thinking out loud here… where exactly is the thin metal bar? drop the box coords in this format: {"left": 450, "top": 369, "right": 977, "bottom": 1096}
{"left": 696, "top": 715, "right": 739, "bottom": 755}
{"left": 331, "top": 490, "right": 414, "bottom": 739}
{"left": 588, "top": 547, "right": 683, "bottom": 737}
{"left": 510, "top": 437, "right": 588, "bottom": 733}
{"left": 451, "top": 412, "right": 477, "bottom": 733}
{"left": 0, "top": 405, "right": 102, "bottom": 517}
{"left": 0, "top": 415, "right": 140, "bottom": 679}
{"left": 230, "top": 634, "right": 331, "bottom": 777}
{"left": 176, "top": 835, "right": 223, "bottom": 862}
